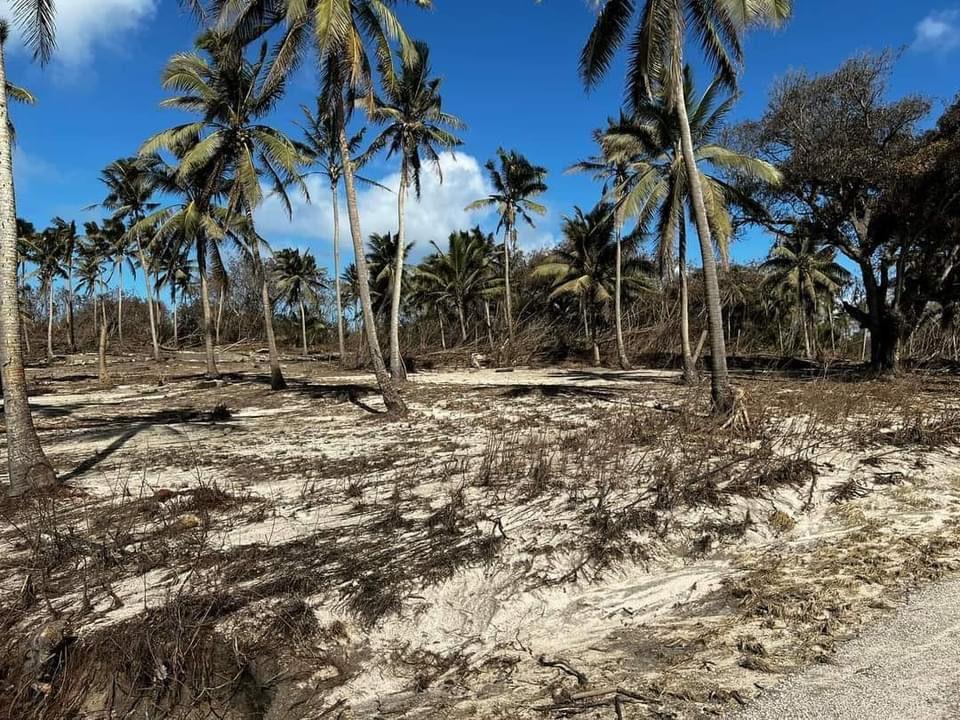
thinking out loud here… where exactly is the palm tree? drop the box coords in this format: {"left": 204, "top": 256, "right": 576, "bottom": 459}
{"left": 142, "top": 31, "right": 305, "bottom": 390}
{"left": 580, "top": 0, "right": 792, "bottom": 412}
{"left": 415, "top": 228, "right": 498, "bottom": 343}
{"left": 570, "top": 120, "right": 634, "bottom": 368}
{"left": 29, "top": 225, "right": 65, "bottom": 362}
{"left": 762, "top": 234, "right": 851, "bottom": 359}
{"left": 211, "top": 0, "right": 432, "bottom": 415}
{"left": 366, "top": 232, "right": 412, "bottom": 326}
{"left": 155, "top": 243, "right": 195, "bottom": 349}
{"left": 0, "top": 2, "right": 58, "bottom": 494}
{"left": 273, "top": 248, "right": 327, "bottom": 355}
{"left": 99, "top": 157, "right": 163, "bottom": 361}
{"left": 77, "top": 226, "right": 112, "bottom": 384}
{"left": 366, "top": 39, "right": 464, "bottom": 381}
{"left": 534, "top": 204, "right": 650, "bottom": 365}
{"left": 297, "top": 106, "right": 374, "bottom": 368}
{"left": 467, "top": 148, "right": 548, "bottom": 342}
{"left": 49, "top": 217, "right": 78, "bottom": 352}
{"left": 604, "top": 70, "right": 781, "bottom": 383}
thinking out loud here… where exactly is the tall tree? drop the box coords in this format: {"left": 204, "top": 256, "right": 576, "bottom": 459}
{"left": 738, "top": 54, "right": 940, "bottom": 373}
{"left": 580, "top": 0, "right": 792, "bottom": 412}
{"left": 211, "top": 0, "right": 433, "bottom": 414}
{"left": 416, "top": 228, "right": 498, "bottom": 343}
{"left": 366, "top": 39, "right": 464, "bottom": 380}
{"left": 762, "top": 234, "right": 851, "bottom": 360}
{"left": 143, "top": 31, "right": 306, "bottom": 390}
{"left": 297, "top": 106, "right": 372, "bottom": 368}
{"left": 0, "top": 4, "right": 58, "bottom": 494}
{"left": 604, "top": 69, "right": 780, "bottom": 382}
{"left": 467, "top": 148, "right": 548, "bottom": 342}
{"left": 534, "top": 203, "right": 651, "bottom": 365}
{"left": 77, "top": 225, "right": 113, "bottom": 384}
{"left": 99, "top": 157, "right": 163, "bottom": 361}
{"left": 29, "top": 225, "right": 65, "bottom": 361}
{"left": 50, "top": 217, "right": 78, "bottom": 352}
{"left": 273, "top": 248, "right": 327, "bottom": 356}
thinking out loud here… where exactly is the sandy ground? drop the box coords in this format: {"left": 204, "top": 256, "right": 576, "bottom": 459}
{"left": 732, "top": 576, "right": 960, "bottom": 719}
{"left": 2, "top": 358, "right": 960, "bottom": 718}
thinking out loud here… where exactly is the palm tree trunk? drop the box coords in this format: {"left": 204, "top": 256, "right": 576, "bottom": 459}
{"left": 198, "top": 252, "right": 219, "bottom": 379}
{"left": 255, "top": 247, "right": 286, "bottom": 390}
{"left": 457, "top": 302, "right": 468, "bottom": 343}
{"left": 675, "top": 71, "right": 730, "bottom": 413}
{"left": 484, "top": 300, "right": 495, "bottom": 349}
{"left": 216, "top": 284, "right": 225, "bottom": 345}
{"left": 614, "top": 203, "right": 629, "bottom": 369}
{"left": 136, "top": 238, "right": 161, "bottom": 362}
{"left": 117, "top": 266, "right": 123, "bottom": 347}
{"left": 389, "top": 164, "right": 408, "bottom": 381}
{"left": 66, "top": 263, "right": 76, "bottom": 353}
{"left": 173, "top": 296, "right": 178, "bottom": 349}
{"left": 590, "top": 308, "right": 601, "bottom": 366}
{"left": 504, "top": 225, "right": 515, "bottom": 341}
{"left": 331, "top": 182, "right": 346, "bottom": 368}
{"left": 46, "top": 282, "right": 54, "bottom": 361}
{"left": 0, "top": 37, "right": 56, "bottom": 494}
{"left": 335, "top": 96, "right": 406, "bottom": 414}
{"left": 98, "top": 289, "right": 109, "bottom": 386}
{"left": 300, "top": 298, "right": 308, "bottom": 356}
{"left": 437, "top": 304, "right": 447, "bottom": 350}
{"left": 678, "top": 223, "right": 697, "bottom": 384}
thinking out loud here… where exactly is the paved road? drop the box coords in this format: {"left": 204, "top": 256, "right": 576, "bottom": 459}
{"left": 732, "top": 577, "right": 960, "bottom": 720}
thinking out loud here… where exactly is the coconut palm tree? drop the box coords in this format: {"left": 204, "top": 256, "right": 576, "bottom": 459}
{"left": 580, "top": 0, "right": 792, "bottom": 412}
{"left": 570, "top": 121, "right": 635, "bottom": 369}
{"left": 99, "top": 157, "right": 163, "bottom": 361}
{"left": 604, "top": 69, "right": 781, "bottom": 383}
{"left": 155, "top": 243, "right": 196, "bottom": 349}
{"left": 762, "top": 234, "right": 851, "bottom": 359}
{"left": 210, "top": 0, "right": 432, "bottom": 415}
{"left": 366, "top": 232, "right": 412, "bottom": 327}
{"left": 142, "top": 31, "right": 306, "bottom": 390}
{"left": 415, "top": 228, "right": 498, "bottom": 343}
{"left": 534, "top": 203, "right": 651, "bottom": 365}
{"left": 29, "top": 225, "right": 65, "bottom": 362}
{"left": 297, "top": 105, "right": 374, "bottom": 368}
{"left": 49, "top": 217, "right": 78, "bottom": 352}
{"left": 365, "top": 39, "right": 464, "bottom": 380}
{"left": 273, "top": 248, "right": 327, "bottom": 355}
{"left": 76, "top": 226, "right": 112, "bottom": 384}
{"left": 467, "top": 148, "right": 548, "bottom": 342}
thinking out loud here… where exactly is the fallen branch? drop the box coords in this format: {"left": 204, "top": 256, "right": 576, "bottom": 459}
{"left": 538, "top": 655, "right": 588, "bottom": 686}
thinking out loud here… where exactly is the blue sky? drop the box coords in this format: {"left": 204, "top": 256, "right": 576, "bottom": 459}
{"left": 5, "top": 0, "right": 960, "bottom": 287}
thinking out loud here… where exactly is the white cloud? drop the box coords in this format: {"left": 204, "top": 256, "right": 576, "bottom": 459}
{"left": 0, "top": 0, "right": 157, "bottom": 66}
{"left": 257, "top": 152, "right": 499, "bottom": 263}
{"left": 914, "top": 9, "right": 960, "bottom": 53}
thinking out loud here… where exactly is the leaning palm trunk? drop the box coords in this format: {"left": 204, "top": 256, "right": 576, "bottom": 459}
{"left": 437, "top": 305, "right": 446, "bottom": 350}
{"left": 46, "top": 282, "right": 54, "bottom": 361}
{"left": 66, "top": 265, "right": 76, "bottom": 353}
{"left": 389, "top": 165, "right": 409, "bottom": 381}
{"left": 614, "top": 201, "right": 629, "bottom": 369}
{"left": 136, "top": 238, "right": 161, "bottom": 361}
{"left": 675, "top": 72, "right": 731, "bottom": 412}
{"left": 216, "top": 285, "right": 225, "bottom": 345}
{"left": 256, "top": 251, "right": 286, "bottom": 390}
{"left": 335, "top": 99, "right": 406, "bottom": 415}
{"left": 678, "top": 223, "right": 697, "bottom": 384}
{"left": 0, "top": 37, "right": 56, "bottom": 495}
{"left": 331, "top": 183, "right": 347, "bottom": 368}
{"left": 198, "top": 250, "right": 219, "bottom": 379}
{"left": 299, "top": 298, "right": 308, "bottom": 356}
{"left": 503, "top": 224, "right": 515, "bottom": 341}
{"left": 98, "top": 293, "right": 109, "bottom": 385}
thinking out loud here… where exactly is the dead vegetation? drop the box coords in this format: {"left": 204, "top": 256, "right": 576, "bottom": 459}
{"left": 1, "top": 362, "right": 959, "bottom": 719}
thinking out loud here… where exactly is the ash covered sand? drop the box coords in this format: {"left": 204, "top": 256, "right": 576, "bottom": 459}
{"left": 2, "top": 357, "right": 960, "bottom": 719}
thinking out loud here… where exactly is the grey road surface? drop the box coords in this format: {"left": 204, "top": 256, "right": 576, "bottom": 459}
{"left": 731, "top": 577, "right": 960, "bottom": 720}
